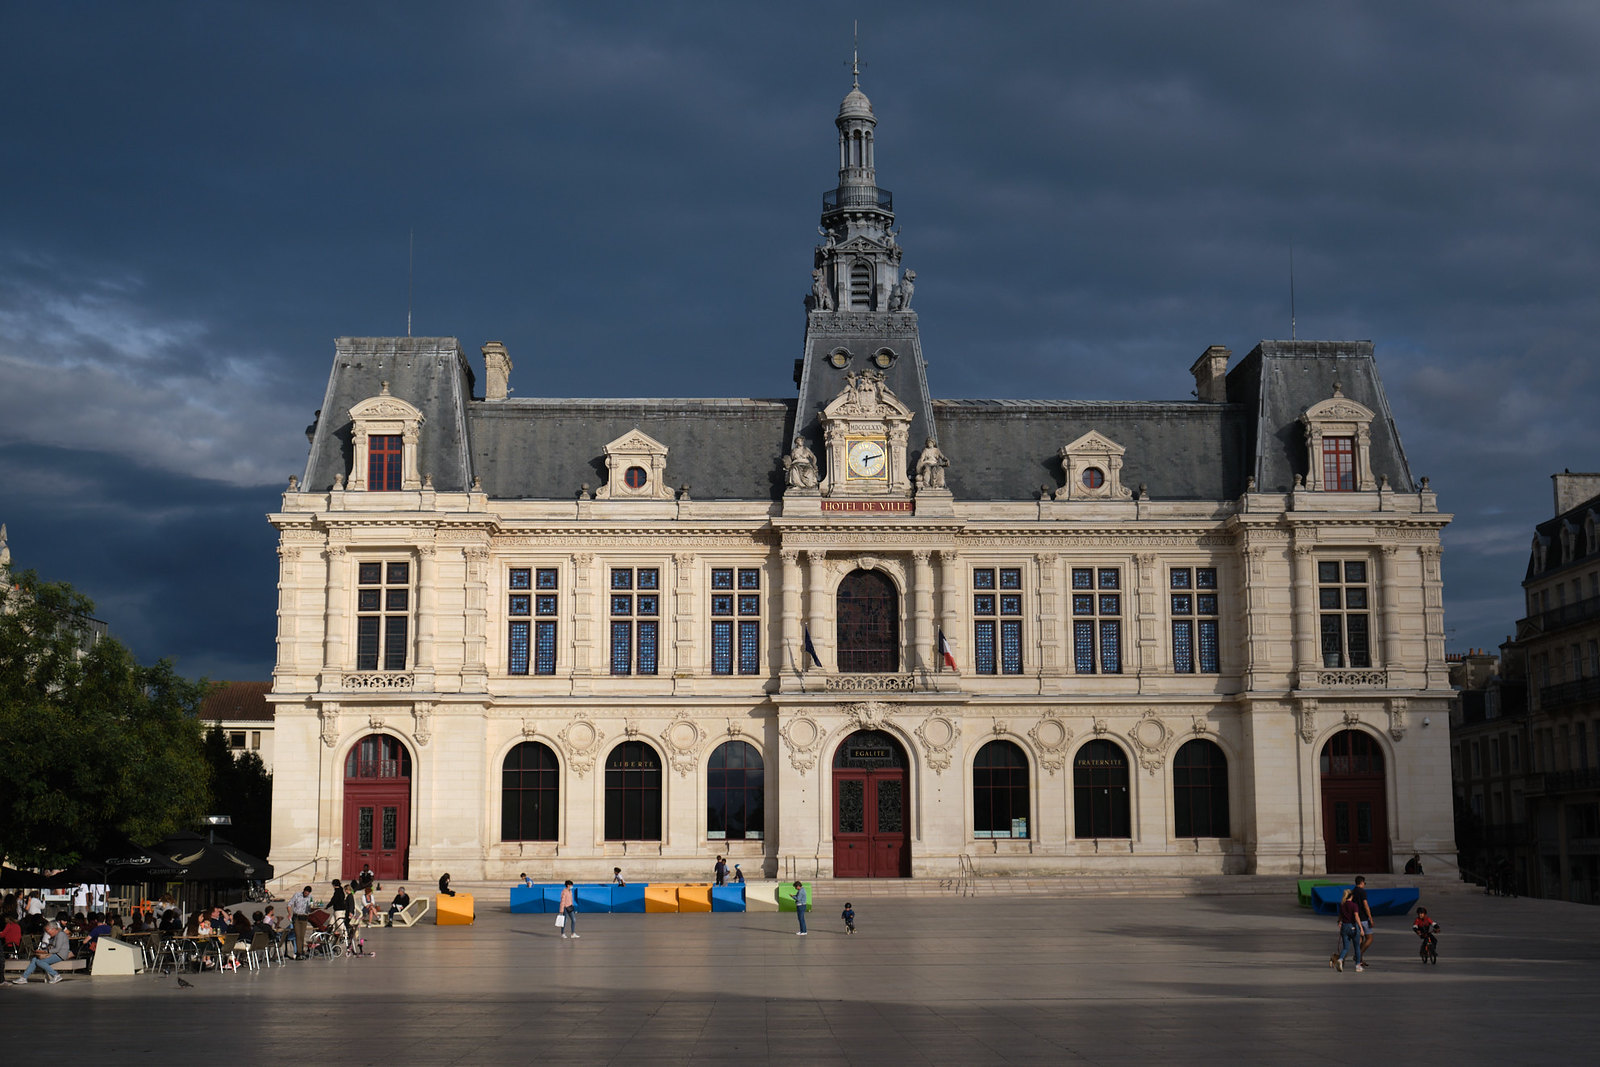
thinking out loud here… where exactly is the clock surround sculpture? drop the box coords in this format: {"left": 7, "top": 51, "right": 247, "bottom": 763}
{"left": 815, "top": 370, "right": 914, "bottom": 498}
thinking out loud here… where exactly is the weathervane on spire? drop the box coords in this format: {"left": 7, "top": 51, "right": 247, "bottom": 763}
{"left": 852, "top": 20, "right": 860, "bottom": 88}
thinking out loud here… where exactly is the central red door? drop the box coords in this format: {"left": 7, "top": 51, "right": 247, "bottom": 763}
{"left": 1320, "top": 730, "right": 1389, "bottom": 874}
{"left": 343, "top": 734, "right": 413, "bottom": 881}
{"left": 833, "top": 730, "right": 910, "bottom": 877}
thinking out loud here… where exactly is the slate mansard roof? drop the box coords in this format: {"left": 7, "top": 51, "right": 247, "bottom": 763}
{"left": 300, "top": 335, "right": 1419, "bottom": 504}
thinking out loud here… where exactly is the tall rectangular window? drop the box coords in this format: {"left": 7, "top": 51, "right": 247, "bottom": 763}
{"left": 609, "top": 567, "right": 659, "bottom": 675}
{"left": 711, "top": 567, "right": 762, "bottom": 675}
{"left": 1071, "top": 567, "right": 1122, "bottom": 674}
{"left": 1318, "top": 560, "right": 1371, "bottom": 668}
{"left": 1171, "top": 567, "right": 1221, "bottom": 673}
{"left": 368, "top": 434, "right": 403, "bottom": 491}
{"left": 508, "top": 567, "right": 558, "bottom": 675}
{"left": 356, "top": 560, "right": 410, "bottom": 670}
{"left": 973, "top": 567, "right": 1023, "bottom": 675}
{"left": 1322, "top": 436, "right": 1355, "bottom": 491}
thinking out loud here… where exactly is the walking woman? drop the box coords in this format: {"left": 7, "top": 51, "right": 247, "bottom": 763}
{"left": 559, "top": 880, "right": 579, "bottom": 939}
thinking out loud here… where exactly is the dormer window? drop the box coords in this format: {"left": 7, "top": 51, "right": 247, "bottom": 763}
{"left": 1300, "top": 383, "right": 1377, "bottom": 492}
{"left": 347, "top": 383, "right": 424, "bottom": 492}
{"left": 1322, "top": 436, "right": 1356, "bottom": 491}
{"left": 595, "top": 428, "right": 674, "bottom": 500}
{"left": 369, "top": 435, "right": 403, "bottom": 491}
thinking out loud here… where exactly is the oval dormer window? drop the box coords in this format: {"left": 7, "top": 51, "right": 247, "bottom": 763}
{"left": 1082, "top": 467, "right": 1105, "bottom": 490}
{"left": 624, "top": 466, "right": 648, "bottom": 490}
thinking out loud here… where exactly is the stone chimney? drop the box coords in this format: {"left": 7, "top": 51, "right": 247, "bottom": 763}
{"left": 1189, "top": 345, "right": 1230, "bottom": 403}
{"left": 1552, "top": 470, "right": 1600, "bottom": 516}
{"left": 482, "top": 341, "right": 512, "bottom": 402}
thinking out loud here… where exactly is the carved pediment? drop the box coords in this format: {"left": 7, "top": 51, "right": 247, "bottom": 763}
{"left": 817, "top": 372, "right": 915, "bottom": 496}
{"left": 1056, "top": 430, "right": 1133, "bottom": 501}
{"left": 820, "top": 371, "right": 914, "bottom": 423}
{"left": 595, "top": 427, "right": 674, "bottom": 500}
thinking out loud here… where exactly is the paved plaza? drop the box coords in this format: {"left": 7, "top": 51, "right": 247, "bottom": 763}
{"left": 3, "top": 884, "right": 1598, "bottom": 1064}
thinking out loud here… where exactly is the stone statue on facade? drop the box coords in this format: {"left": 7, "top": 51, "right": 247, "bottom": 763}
{"left": 811, "top": 269, "right": 833, "bottom": 312}
{"left": 889, "top": 268, "right": 915, "bottom": 311}
{"left": 783, "top": 435, "right": 820, "bottom": 489}
{"left": 915, "top": 437, "right": 948, "bottom": 490}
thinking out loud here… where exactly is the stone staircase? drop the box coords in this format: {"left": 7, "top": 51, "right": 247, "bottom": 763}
{"left": 757, "top": 873, "right": 1476, "bottom": 900}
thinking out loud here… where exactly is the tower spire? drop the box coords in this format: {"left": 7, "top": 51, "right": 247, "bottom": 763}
{"left": 852, "top": 20, "right": 860, "bottom": 89}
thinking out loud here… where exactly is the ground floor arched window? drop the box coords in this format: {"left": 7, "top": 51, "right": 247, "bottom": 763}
{"left": 605, "top": 740, "right": 663, "bottom": 840}
{"left": 1173, "top": 738, "right": 1229, "bottom": 838}
{"left": 502, "top": 741, "right": 559, "bottom": 841}
{"left": 973, "top": 739, "right": 1029, "bottom": 838}
{"left": 707, "top": 740, "right": 764, "bottom": 840}
{"left": 1074, "top": 739, "right": 1130, "bottom": 838}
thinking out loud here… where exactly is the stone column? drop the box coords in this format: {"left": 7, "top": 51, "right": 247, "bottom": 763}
{"left": 1379, "top": 545, "right": 1403, "bottom": 680}
{"left": 1420, "top": 544, "right": 1448, "bottom": 688}
{"left": 322, "top": 543, "right": 349, "bottom": 681}
{"left": 462, "top": 546, "right": 489, "bottom": 692}
{"left": 1035, "top": 553, "right": 1059, "bottom": 693}
{"left": 780, "top": 549, "right": 802, "bottom": 676}
{"left": 672, "top": 552, "right": 696, "bottom": 690}
{"left": 912, "top": 550, "right": 934, "bottom": 672}
{"left": 937, "top": 550, "right": 960, "bottom": 675}
{"left": 1134, "top": 552, "right": 1159, "bottom": 692}
{"left": 1292, "top": 542, "right": 1318, "bottom": 685}
{"left": 401, "top": 424, "right": 422, "bottom": 490}
{"left": 806, "top": 551, "right": 830, "bottom": 671}
{"left": 348, "top": 429, "right": 368, "bottom": 491}
{"left": 570, "top": 552, "right": 596, "bottom": 694}
{"left": 414, "top": 544, "right": 437, "bottom": 689}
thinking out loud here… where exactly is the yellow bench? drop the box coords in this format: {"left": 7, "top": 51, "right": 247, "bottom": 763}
{"left": 677, "top": 885, "right": 713, "bottom": 912}
{"left": 435, "top": 892, "right": 475, "bottom": 925}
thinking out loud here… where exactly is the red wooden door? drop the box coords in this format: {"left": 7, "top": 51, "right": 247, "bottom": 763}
{"left": 1320, "top": 730, "right": 1389, "bottom": 874}
{"left": 833, "top": 767, "right": 909, "bottom": 878}
{"left": 343, "top": 786, "right": 409, "bottom": 881}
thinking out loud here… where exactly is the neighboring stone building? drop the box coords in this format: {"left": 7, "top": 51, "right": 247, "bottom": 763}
{"left": 198, "top": 680, "right": 276, "bottom": 772}
{"left": 266, "top": 74, "right": 1456, "bottom": 885}
{"left": 1497, "top": 472, "right": 1600, "bottom": 902}
{"left": 1448, "top": 649, "right": 1531, "bottom": 892}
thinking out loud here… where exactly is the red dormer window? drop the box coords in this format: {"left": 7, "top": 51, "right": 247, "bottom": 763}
{"left": 1321, "top": 436, "right": 1355, "bottom": 491}
{"left": 368, "top": 435, "right": 403, "bottom": 491}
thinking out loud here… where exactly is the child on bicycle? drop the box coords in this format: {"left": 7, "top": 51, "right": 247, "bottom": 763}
{"left": 1412, "top": 905, "right": 1439, "bottom": 963}
{"left": 841, "top": 902, "right": 856, "bottom": 936}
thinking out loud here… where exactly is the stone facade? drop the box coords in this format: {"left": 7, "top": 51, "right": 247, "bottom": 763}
{"left": 266, "top": 76, "right": 1457, "bottom": 887}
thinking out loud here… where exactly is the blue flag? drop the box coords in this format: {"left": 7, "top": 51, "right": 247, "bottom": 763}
{"left": 802, "top": 626, "right": 822, "bottom": 667}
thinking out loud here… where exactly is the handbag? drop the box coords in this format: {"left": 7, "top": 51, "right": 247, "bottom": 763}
{"left": 555, "top": 913, "right": 565, "bottom": 928}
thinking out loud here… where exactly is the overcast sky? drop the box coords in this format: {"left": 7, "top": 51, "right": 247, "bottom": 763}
{"left": 2, "top": 2, "right": 1597, "bottom": 680}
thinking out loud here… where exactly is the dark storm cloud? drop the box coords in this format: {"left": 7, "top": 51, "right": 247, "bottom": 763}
{"left": 2, "top": 1, "right": 1598, "bottom": 674}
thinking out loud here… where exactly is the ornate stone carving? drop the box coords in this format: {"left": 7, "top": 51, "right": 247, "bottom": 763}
{"left": 1344, "top": 709, "right": 1362, "bottom": 727}
{"left": 521, "top": 722, "right": 540, "bottom": 739}
{"left": 815, "top": 371, "right": 915, "bottom": 497}
{"left": 367, "top": 715, "right": 386, "bottom": 731}
{"left": 1092, "top": 717, "right": 1110, "bottom": 736}
{"left": 1028, "top": 718, "right": 1072, "bottom": 776}
{"left": 412, "top": 703, "right": 433, "bottom": 747}
{"left": 660, "top": 710, "right": 709, "bottom": 778}
{"left": 1192, "top": 715, "right": 1211, "bottom": 736}
{"left": 673, "top": 552, "right": 696, "bottom": 569}
{"left": 780, "top": 549, "right": 800, "bottom": 566}
{"left": 624, "top": 720, "right": 641, "bottom": 738}
{"left": 556, "top": 719, "right": 606, "bottom": 778}
{"left": 726, "top": 721, "right": 744, "bottom": 737}
{"left": 319, "top": 704, "right": 339, "bottom": 748}
{"left": 342, "top": 672, "right": 413, "bottom": 690}
{"left": 913, "top": 713, "right": 961, "bottom": 775}
{"left": 779, "top": 716, "right": 824, "bottom": 773}
{"left": 842, "top": 701, "right": 895, "bottom": 731}
{"left": 594, "top": 428, "right": 675, "bottom": 501}
{"left": 823, "top": 674, "right": 916, "bottom": 692}
{"left": 573, "top": 552, "right": 595, "bottom": 568}
{"left": 914, "top": 438, "right": 947, "bottom": 490}
{"left": 1387, "top": 697, "right": 1408, "bottom": 741}
{"left": 1317, "top": 669, "right": 1389, "bottom": 688}
{"left": 1056, "top": 430, "right": 1134, "bottom": 501}
{"left": 1298, "top": 699, "right": 1317, "bottom": 744}
{"left": 1128, "top": 710, "right": 1171, "bottom": 776}
{"left": 783, "top": 435, "right": 821, "bottom": 490}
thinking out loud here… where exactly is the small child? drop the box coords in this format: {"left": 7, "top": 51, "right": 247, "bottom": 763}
{"left": 1412, "top": 905, "right": 1440, "bottom": 964}
{"left": 841, "top": 902, "right": 856, "bottom": 935}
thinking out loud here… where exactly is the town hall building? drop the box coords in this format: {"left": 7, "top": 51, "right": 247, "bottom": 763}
{"left": 267, "top": 73, "right": 1456, "bottom": 885}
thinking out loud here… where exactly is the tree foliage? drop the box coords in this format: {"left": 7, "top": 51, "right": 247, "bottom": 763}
{"left": 202, "top": 723, "right": 273, "bottom": 859}
{"left": 0, "top": 568, "right": 211, "bottom": 868}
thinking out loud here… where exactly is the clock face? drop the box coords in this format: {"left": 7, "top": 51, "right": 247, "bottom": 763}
{"left": 846, "top": 438, "right": 887, "bottom": 479}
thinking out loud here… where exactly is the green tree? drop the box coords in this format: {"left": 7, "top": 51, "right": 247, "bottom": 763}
{"left": 201, "top": 723, "right": 273, "bottom": 858}
{"left": 0, "top": 568, "right": 211, "bottom": 868}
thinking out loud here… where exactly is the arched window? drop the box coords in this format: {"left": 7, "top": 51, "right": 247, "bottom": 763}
{"left": 502, "top": 741, "right": 559, "bottom": 841}
{"left": 1173, "top": 739, "right": 1229, "bottom": 838}
{"left": 605, "top": 740, "right": 662, "bottom": 841}
{"left": 849, "top": 261, "right": 873, "bottom": 309}
{"left": 707, "top": 741, "right": 764, "bottom": 841}
{"left": 1320, "top": 729, "right": 1384, "bottom": 778}
{"left": 1073, "top": 739, "right": 1130, "bottom": 838}
{"left": 345, "top": 734, "right": 411, "bottom": 780}
{"left": 836, "top": 569, "right": 899, "bottom": 672}
{"left": 973, "top": 740, "right": 1029, "bottom": 839}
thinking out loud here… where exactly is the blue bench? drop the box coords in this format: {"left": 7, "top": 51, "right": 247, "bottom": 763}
{"left": 1309, "top": 885, "right": 1420, "bottom": 916}
{"left": 509, "top": 882, "right": 745, "bottom": 913}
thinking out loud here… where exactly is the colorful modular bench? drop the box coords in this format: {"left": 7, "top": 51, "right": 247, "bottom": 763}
{"left": 509, "top": 882, "right": 813, "bottom": 914}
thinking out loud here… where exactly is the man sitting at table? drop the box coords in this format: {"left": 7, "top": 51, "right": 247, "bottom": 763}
{"left": 11, "top": 920, "right": 72, "bottom": 984}
{"left": 86, "top": 913, "right": 113, "bottom": 952}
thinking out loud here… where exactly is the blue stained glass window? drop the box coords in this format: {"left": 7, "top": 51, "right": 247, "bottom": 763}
{"left": 1173, "top": 620, "right": 1194, "bottom": 673}
{"left": 509, "top": 595, "right": 531, "bottom": 616}
{"left": 1000, "top": 595, "right": 1021, "bottom": 615}
{"left": 1001, "top": 620, "right": 1022, "bottom": 674}
{"left": 611, "top": 595, "right": 632, "bottom": 616}
{"left": 712, "top": 595, "right": 733, "bottom": 616}
{"left": 1197, "top": 594, "right": 1218, "bottom": 616}
{"left": 738, "top": 569, "right": 760, "bottom": 590}
{"left": 1073, "top": 594, "right": 1094, "bottom": 615}
{"left": 638, "top": 621, "right": 658, "bottom": 674}
{"left": 638, "top": 569, "right": 659, "bottom": 590}
{"left": 1074, "top": 621, "right": 1096, "bottom": 673}
{"left": 1170, "top": 569, "right": 1191, "bottom": 590}
{"left": 1098, "top": 569, "right": 1120, "bottom": 590}
{"left": 974, "top": 594, "right": 996, "bottom": 616}
{"left": 611, "top": 622, "right": 632, "bottom": 675}
{"left": 510, "top": 568, "right": 532, "bottom": 590}
{"left": 1196, "top": 568, "right": 1217, "bottom": 590}
{"left": 509, "top": 620, "right": 530, "bottom": 675}
{"left": 1072, "top": 568, "right": 1093, "bottom": 590}
{"left": 738, "top": 620, "right": 760, "bottom": 673}
{"left": 537, "top": 568, "right": 559, "bottom": 589}
{"left": 973, "top": 569, "right": 996, "bottom": 589}
{"left": 975, "top": 619, "right": 997, "bottom": 674}
{"left": 612, "top": 569, "right": 632, "bottom": 589}
{"left": 1099, "top": 594, "right": 1120, "bottom": 616}
{"left": 1100, "top": 621, "right": 1121, "bottom": 674}
{"left": 1198, "top": 619, "right": 1220, "bottom": 673}
{"left": 738, "top": 595, "right": 760, "bottom": 616}
{"left": 712, "top": 620, "right": 733, "bottom": 674}
{"left": 536, "top": 595, "right": 557, "bottom": 616}
{"left": 1000, "top": 568, "right": 1021, "bottom": 589}
{"left": 712, "top": 568, "right": 734, "bottom": 589}
{"left": 1172, "top": 594, "right": 1192, "bottom": 615}
{"left": 637, "top": 595, "right": 659, "bottom": 617}
{"left": 535, "top": 621, "right": 556, "bottom": 674}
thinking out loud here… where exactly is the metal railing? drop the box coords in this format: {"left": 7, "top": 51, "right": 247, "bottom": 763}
{"left": 940, "top": 854, "right": 977, "bottom": 897}
{"left": 1521, "top": 594, "right": 1600, "bottom": 635}
{"left": 1538, "top": 676, "right": 1600, "bottom": 712}
{"left": 823, "top": 186, "right": 893, "bottom": 212}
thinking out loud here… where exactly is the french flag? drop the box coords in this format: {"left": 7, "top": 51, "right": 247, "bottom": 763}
{"left": 938, "top": 629, "right": 958, "bottom": 672}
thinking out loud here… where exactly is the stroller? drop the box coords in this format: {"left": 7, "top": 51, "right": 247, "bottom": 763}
{"left": 1413, "top": 909, "right": 1440, "bottom": 964}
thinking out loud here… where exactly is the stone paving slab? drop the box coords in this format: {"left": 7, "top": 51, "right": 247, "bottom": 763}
{"left": 1, "top": 887, "right": 1596, "bottom": 1064}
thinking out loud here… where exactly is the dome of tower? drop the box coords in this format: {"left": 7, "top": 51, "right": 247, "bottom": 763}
{"left": 838, "top": 86, "right": 875, "bottom": 121}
